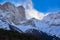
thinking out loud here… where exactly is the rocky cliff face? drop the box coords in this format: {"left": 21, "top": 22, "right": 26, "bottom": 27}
{"left": 17, "top": 6, "right": 25, "bottom": 19}
{"left": 0, "top": 2, "right": 26, "bottom": 25}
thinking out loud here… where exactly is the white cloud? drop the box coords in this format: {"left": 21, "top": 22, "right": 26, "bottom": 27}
{"left": 1, "top": 0, "right": 46, "bottom": 20}
{"left": 21, "top": 0, "right": 46, "bottom": 20}
{"left": 25, "top": 9, "right": 45, "bottom": 20}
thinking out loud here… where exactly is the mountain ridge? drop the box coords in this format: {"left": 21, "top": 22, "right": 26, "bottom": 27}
{"left": 0, "top": 2, "right": 60, "bottom": 38}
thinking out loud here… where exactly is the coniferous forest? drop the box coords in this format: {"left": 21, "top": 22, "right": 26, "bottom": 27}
{"left": 0, "top": 29, "right": 60, "bottom": 40}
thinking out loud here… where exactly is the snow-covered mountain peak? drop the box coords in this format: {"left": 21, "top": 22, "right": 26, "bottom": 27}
{"left": 3, "top": 2, "right": 13, "bottom": 6}
{"left": 43, "top": 12, "right": 60, "bottom": 26}
{"left": 0, "top": 2, "right": 60, "bottom": 38}
{"left": 0, "top": 2, "right": 27, "bottom": 25}
{"left": 0, "top": 2, "right": 15, "bottom": 10}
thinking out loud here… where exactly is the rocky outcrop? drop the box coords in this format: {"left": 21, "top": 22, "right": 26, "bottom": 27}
{"left": 17, "top": 6, "right": 26, "bottom": 21}
{"left": 0, "top": 2, "right": 26, "bottom": 25}
{"left": 21, "top": 18, "right": 36, "bottom": 27}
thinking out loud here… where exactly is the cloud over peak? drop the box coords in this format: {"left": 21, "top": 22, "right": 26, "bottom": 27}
{"left": 0, "top": 0, "right": 45, "bottom": 20}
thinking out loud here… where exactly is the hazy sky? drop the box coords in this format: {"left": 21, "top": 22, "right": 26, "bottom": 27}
{"left": 0, "top": 0, "right": 60, "bottom": 13}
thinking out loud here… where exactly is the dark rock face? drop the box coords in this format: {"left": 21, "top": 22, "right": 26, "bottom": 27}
{"left": 17, "top": 6, "right": 25, "bottom": 19}
{"left": 9, "top": 24, "right": 23, "bottom": 33}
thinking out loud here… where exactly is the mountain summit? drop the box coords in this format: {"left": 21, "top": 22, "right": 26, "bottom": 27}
{"left": 0, "top": 2, "right": 60, "bottom": 38}
{"left": 0, "top": 2, "right": 26, "bottom": 25}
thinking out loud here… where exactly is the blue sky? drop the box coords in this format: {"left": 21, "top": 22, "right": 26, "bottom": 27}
{"left": 0, "top": 0, "right": 60, "bottom": 13}
{"left": 32, "top": 0, "right": 60, "bottom": 13}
